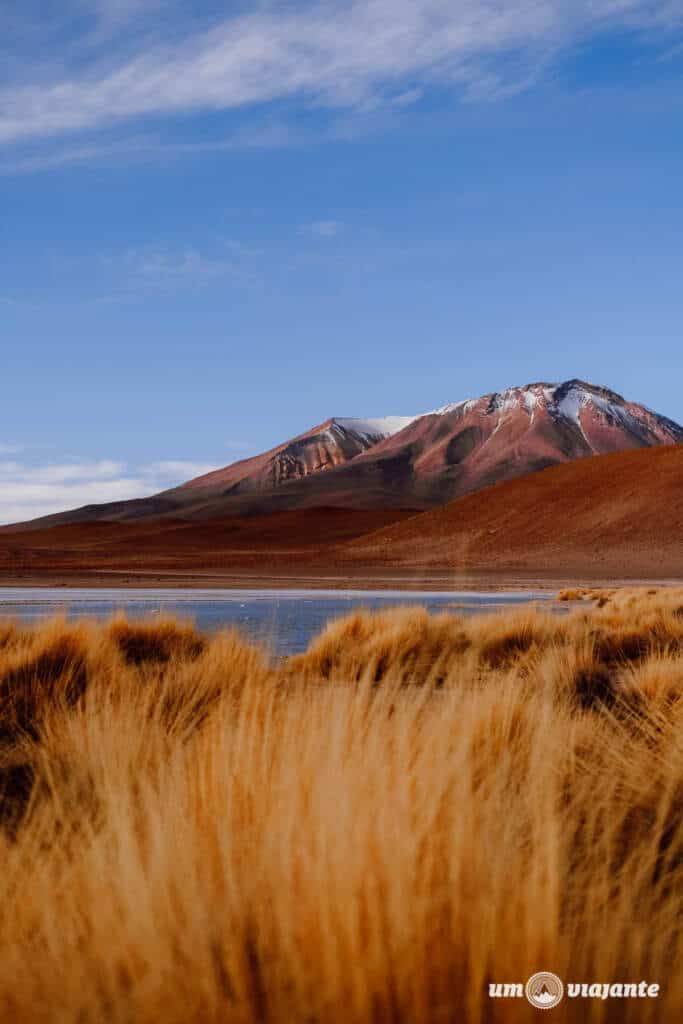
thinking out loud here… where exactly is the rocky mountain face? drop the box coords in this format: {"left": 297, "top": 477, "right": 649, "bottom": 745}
{"left": 348, "top": 379, "right": 683, "bottom": 505}
{"left": 181, "top": 416, "right": 418, "bottom": 494}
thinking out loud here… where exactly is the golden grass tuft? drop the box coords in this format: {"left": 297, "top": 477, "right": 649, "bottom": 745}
{"left": 107, "top": 614, "right": 206, "bottom": 665}
{"left": 1, "top": 589, "right": 683, "bottom": 1021}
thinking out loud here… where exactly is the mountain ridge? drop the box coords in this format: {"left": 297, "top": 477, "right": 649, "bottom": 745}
{"left": 4, "top": 379, "right": 682, "bottom": 529}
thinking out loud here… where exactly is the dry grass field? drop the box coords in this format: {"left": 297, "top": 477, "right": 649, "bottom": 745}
{"left": 1, "top": 588, "right": 683, "bottom": 1021}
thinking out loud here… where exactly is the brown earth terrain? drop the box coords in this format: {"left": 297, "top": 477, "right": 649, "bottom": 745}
{"left": 0, "top": 507, "right": 427, "bottom": 589}
{"left": 0, "top": 445, "right": 681, "bottom": 587}
{"left": 340, "top": 443, "right": 683, "bottom": 578}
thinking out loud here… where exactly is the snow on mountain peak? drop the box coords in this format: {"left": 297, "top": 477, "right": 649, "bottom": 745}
{"left": 549, "top": 381, "right": 643, "bottom": 432}
{"left": 339, "top": 382, "right": 641, "bottom": 430}
{"left": 554, "top": 384, "right": 588, "bottom": 425}
{"left": 431, "top": 381, "right": 633, "bottom": 421}
{"left": 330, "top": 416, "right": 419, "bottom": 440}
{"left": 421, "top": 380, "right": 683, "bottom": 445}
{"left": 429, "top": 399, "right": 476, "bottom": 417}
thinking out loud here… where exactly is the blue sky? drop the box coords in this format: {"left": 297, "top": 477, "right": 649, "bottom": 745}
{"left": 1, "top": 0, "right": 682, "bottom": 522}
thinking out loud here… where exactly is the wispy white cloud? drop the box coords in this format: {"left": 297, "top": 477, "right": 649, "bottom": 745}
{"left": 0, "top": 459, "right": 127, "bottom": 484}
{"left": 0, "top": 478, "right": 148, "bottom": 526}
{"left": 0, "top": 456, "right": 221, "bottom": 524}
{"left": 0, "top": 1, "right": 680, "bottom": 149}
{"left": 122, "top": 244, "right": 240, "bottom": 287}
{"left": 90, "top": 0, "right": 168, "bottom": 30}
{"left": 390, "top": 88, "right": 424, "bottom": 108}
{"left": 142, "top": 460, "right": 219, "bottom": 478}
{"left": 657, "top": 40, "right": 683, "bottom": 61}
{"left": 0, "top": 138, "right": 151, "bottom": 175}
{"left": 303, "top": 220, "right": 342, "bottom": 238}
{"left": 0, "top": 122, "right": 295, "bottom": 176}
{"left": 223, "top": 441, "right": 259, "bottom": 458}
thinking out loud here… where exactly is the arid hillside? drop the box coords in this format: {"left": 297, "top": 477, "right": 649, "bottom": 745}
{"left": 340, "top": 443, "right": 683, "bottom": 577}
{"left": 1, "top": 444, "right": 682, "bottom": 586}
{"left": 0, "top": 507, "right": 416, "bottom": 586}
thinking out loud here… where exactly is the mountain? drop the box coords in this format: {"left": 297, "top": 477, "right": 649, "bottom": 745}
{"left": 337, "top": 379, "right": 683, "bottom": 507}
{"left": 6, "top": 379, "right": 682, "bottom": 529}
{"left": 337, "top": 443, "right": 683, "bottom": 578}
{"left": 182, "top": 416, "right": 418, "bottom": 493}
{"left": 169, "top": 378, "right": 682, "bottom": 514}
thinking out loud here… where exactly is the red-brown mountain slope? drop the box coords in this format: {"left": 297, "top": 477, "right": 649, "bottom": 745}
{"left": 327, "top": 378, "right": 683, "bottom": 506}
{"left": 339, "top": 444, "right": 683, "bottom": 578}
{"left": 182, "top": 416, "right": 418, "bottom": 493}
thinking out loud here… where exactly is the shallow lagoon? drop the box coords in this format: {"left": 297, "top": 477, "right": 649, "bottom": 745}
{"left": 0, "top": 587, "right": 553, "bottom": 657}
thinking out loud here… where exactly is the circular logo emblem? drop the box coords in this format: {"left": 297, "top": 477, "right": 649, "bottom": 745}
{"left": 526, "top": 972, "right": 564, "bottom": 1010}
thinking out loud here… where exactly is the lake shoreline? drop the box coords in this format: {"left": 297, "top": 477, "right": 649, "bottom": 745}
{"left": 0, "top": 569, "right": 680, "bottom": 592}
{"left": 0, "top": 585, "right": 556, "bottom": 657}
